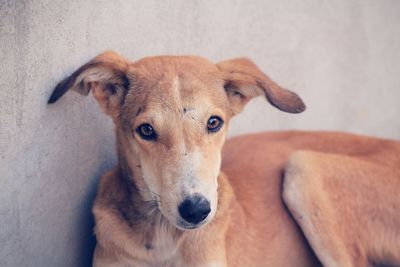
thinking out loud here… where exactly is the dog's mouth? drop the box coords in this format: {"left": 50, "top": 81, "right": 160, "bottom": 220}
{"left": 175, "top": 217, "right": 210, "bottom": 230}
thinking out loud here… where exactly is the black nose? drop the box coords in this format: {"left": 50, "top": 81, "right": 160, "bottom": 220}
{"left": 178, "top": 195, "right": 211, "bottom": 225}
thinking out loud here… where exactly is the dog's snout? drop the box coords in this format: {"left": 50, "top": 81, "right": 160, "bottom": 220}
{"left": 178, "top": 195, "right": 211, "bottom": 225}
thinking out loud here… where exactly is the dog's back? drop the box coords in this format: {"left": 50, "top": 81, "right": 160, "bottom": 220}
{"left": 222, "top": 131, "right": 400, "bottom": 266}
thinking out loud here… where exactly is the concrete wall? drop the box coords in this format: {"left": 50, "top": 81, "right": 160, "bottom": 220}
{"left": 1, "top": 1, "right": 399, "bottom": 266}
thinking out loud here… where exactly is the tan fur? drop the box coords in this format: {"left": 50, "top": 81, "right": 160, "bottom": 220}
{"left": 49, "top": 51, "right": 400, "bottom": 267}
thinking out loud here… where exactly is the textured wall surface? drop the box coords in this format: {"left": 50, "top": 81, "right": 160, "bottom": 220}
{"left": 1, "top": 1, "right": 399, "bottom": 266}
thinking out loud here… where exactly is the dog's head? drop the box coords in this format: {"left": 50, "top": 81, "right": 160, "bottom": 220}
{"left": 49, "top": 51, "right": 305, "bottom": 230}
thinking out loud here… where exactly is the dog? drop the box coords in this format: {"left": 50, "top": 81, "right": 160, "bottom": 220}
{"left": 49, "top": 51, "right": 400, "bottom": 267}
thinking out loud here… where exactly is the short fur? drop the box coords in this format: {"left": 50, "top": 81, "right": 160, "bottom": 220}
{"left": 49, "top": 51, "right": 400, "bottom": 267}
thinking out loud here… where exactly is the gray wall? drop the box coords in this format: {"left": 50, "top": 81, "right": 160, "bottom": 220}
{"left": 1, "top": 1, "right": 399, "bottom": 266}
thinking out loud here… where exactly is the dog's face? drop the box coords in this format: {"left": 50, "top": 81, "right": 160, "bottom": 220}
{"left": 49, "top": 51, "right": 305, "bottom": 230}
{"left": 120, "top": 57, "right": 230, "bottom": 229}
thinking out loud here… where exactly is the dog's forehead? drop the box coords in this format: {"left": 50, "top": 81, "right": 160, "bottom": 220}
{"left": 123, "top": 56, "right": 227, "bottom": 115}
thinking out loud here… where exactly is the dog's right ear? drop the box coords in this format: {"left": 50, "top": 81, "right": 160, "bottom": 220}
{"left": 48, "top": 50, "right": 130, "bottom": 117}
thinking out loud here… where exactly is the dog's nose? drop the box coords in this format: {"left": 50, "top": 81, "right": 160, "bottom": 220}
{"left": 178, "top": 195, "right": 211, "bottom": 225}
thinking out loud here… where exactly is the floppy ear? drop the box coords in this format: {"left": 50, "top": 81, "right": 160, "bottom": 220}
{"left": 217, "top": 58, "right": 305, "bottom": 114}
{"left": 48, "top": 50, "right": 130, "bottom": 117}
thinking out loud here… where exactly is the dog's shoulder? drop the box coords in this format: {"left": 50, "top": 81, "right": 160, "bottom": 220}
{"left": 92, "top": 167, "right": 131, "bottom": 235}
{"left": 92, "top": 168, "right": 141, "bottom": 259}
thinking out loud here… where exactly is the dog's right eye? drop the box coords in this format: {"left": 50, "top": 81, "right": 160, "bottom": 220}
{"left": 136, "top": 123, "right": 157, "bottom": 141}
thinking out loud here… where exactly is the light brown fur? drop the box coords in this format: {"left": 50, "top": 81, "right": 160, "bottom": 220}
{"left": 49, "top": 51, "right": 400, "bottom": 267}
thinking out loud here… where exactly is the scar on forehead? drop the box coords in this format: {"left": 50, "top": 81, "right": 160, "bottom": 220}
{"left": 135, "top": 107, "right": 142, "bottom": 117}
{"left": 182, "top": 107, "right": 194, "bottom": 113}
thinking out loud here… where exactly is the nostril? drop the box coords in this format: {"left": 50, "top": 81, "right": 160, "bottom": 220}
{"left": 178, "top": 195, "right": 211, "bottom": 225}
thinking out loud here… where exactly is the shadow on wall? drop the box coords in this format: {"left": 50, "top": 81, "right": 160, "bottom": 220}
{"left": 44, "top": 85, "right": 117, "bottom": 266}
{"left": 72, "top": 150, "right": 117, "bottom": 266}
{"left": 76, "top": 171, "right": 99, "bottom": 266}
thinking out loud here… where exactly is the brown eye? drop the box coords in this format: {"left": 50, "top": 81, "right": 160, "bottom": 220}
{"left": 136, "top": 123, "right": 157, "bottom": 141}
{"left": 207, "top": 116, "right": 223, "bottom": 133}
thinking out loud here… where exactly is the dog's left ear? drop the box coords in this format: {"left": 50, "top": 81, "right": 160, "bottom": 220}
{"left": 48, "top": 50, "right": 130, "bottom": 117}
{"left": 217, "top": 58, "right": 305, "bottom": 115}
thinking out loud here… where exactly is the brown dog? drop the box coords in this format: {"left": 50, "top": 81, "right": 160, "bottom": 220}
{"left": 49, "top": 51, "right": 400, "bottom": 267}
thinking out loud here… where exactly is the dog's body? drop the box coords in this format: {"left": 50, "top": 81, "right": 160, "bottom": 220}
{"left": 49, "top": 52, "right": 400, "bottom": 267}
{"left": 92, "top": 131, "right": 400, "bottom": 267}
{"left": 224, "top": 131, "right": 400, "bottom": 267}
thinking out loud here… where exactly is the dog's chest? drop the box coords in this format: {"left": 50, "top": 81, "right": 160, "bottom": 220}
{"left": 128, "top": 224, "right": 184, "bottom": 266}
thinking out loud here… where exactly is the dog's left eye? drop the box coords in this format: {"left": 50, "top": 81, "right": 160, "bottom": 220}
{"left": 136, "top": 123, "right": 157, "bottom": 141}
{"left": 207, "top": 116, "right": 223, "bottom": 133}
